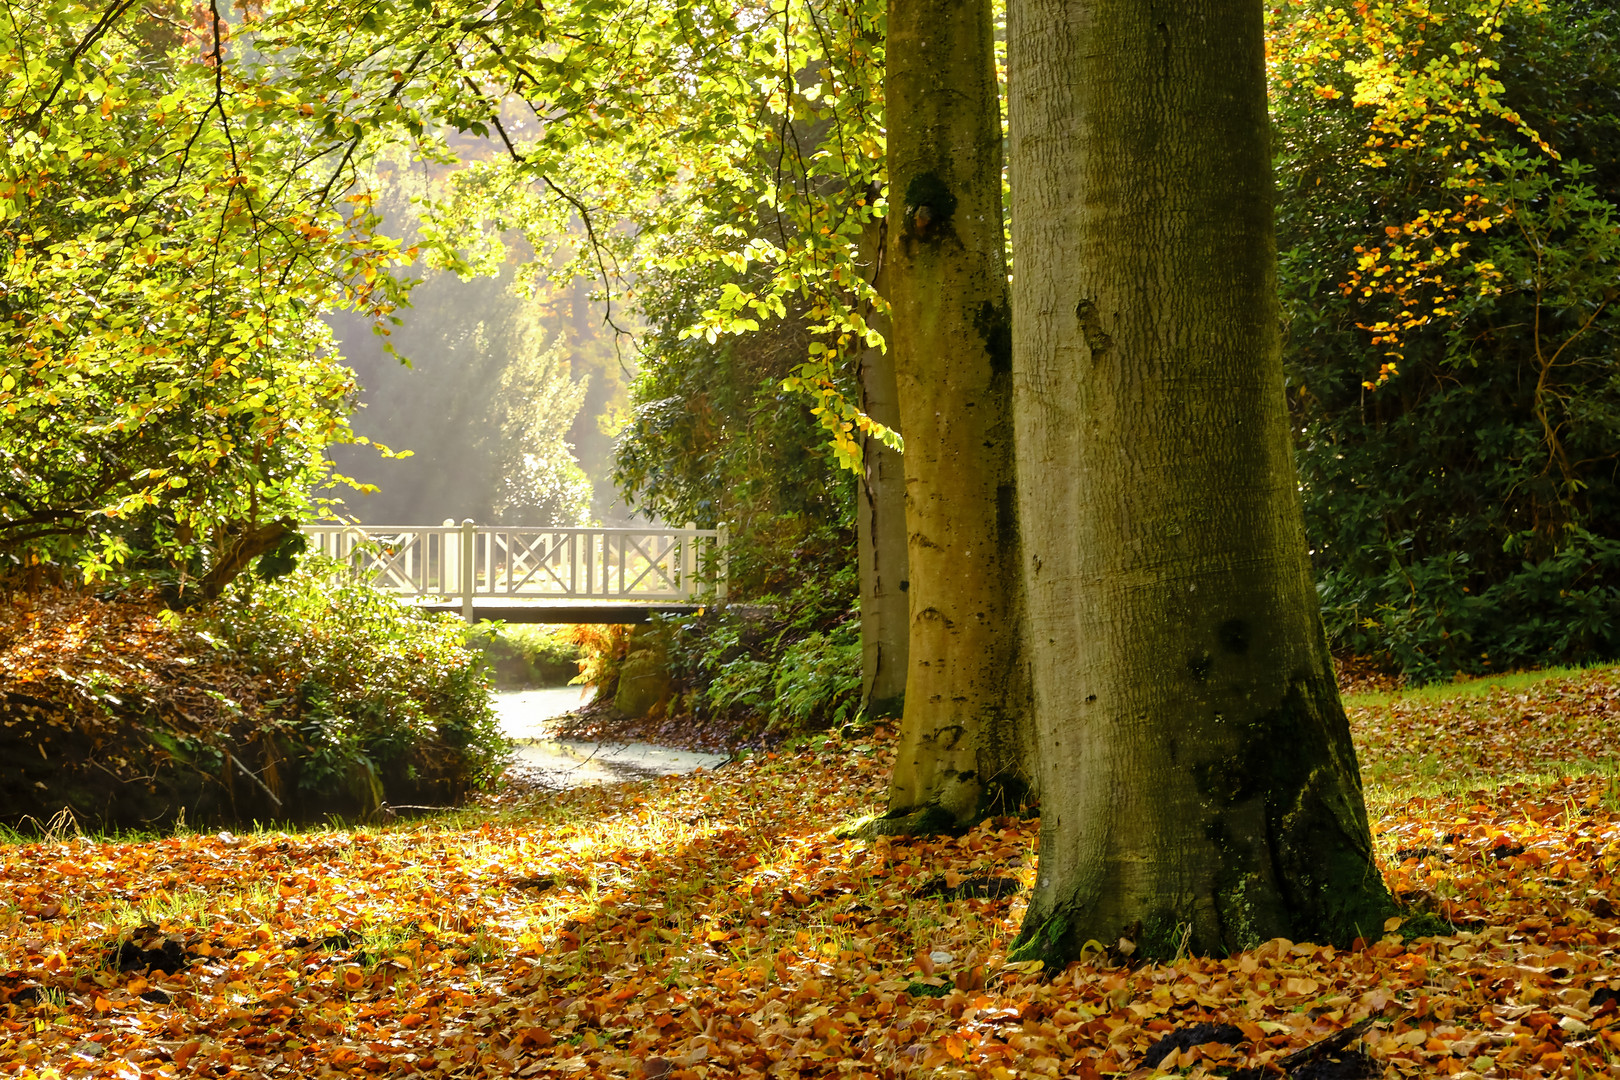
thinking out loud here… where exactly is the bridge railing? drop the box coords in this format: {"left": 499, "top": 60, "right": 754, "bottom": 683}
{"left": 301, "top": 520, "right": 728, "bottom": 620}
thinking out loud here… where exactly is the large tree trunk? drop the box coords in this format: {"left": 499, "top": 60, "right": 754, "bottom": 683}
{"left": 857, "top": 224, "right": 909, "bottom": 722}
{"left": 1006, "top": 0, "right": 1391, "bottom": 960}
{"left": 878, "top": 0, "right": 1032, "bottom": 833}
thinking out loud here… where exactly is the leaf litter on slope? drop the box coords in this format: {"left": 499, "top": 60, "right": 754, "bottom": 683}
{"left": 1, "top": 671, "right": 1619, "bottom": 1078}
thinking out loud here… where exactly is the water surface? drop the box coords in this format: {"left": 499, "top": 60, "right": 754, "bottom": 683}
{"left": 492, "top": 687, "right": 727, "bottom": 790}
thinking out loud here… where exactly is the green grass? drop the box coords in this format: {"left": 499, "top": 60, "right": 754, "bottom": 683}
{"left": 107, "top": 887, "right": 223, "bottom": 929}
{"left": 1343, "top": 660, "right": 1617, "bottom": 709}
{"left": 1364, "top": 756, "right": 1620, "bottom": 805}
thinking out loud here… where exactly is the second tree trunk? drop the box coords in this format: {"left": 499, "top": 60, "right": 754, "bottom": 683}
{"left": 880, "top": 0, "right": 1032, "bottom": 832}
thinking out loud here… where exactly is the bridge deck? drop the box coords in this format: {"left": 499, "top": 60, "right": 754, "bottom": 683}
{"left": 411, "top": 600, "right": 707, "bottom": 624}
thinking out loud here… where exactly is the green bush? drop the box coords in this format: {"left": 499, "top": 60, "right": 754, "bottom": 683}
{"left": 471, "top": 623, "right": 583, "bottom": 689}
{"left": 767, "top": 627, "right": 863, "bottom": 730}
{"left": 212, "top": 557, "right": 507, "bottom": 798}
{"left": 1317, "top": 528, "right": 1620, "bottom": 684}
{"left": 697, "top": 626, "right": 862, "bottom": 731}
{"left": 627, "top": 562, "right": 865, "bottom": 738}
{"left": 1273, "top": 0, "right": 1620, "bottom": 680}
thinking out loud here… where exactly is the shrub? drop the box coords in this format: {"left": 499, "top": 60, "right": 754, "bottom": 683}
{"left": 0, "top": 565, "right": 505, "bottom": 829}
{"left": 212, "top": 557, "right": 507, "bottom": 800}
{"left": 470, "top": 623, "right": 583, "bottom": 689}
{"left": 1272, "top": 0, "right": 1620, "bottom": 680}
{"left": 1319, "top": 527, "right": 1620, "bottom": 684}
{"left": 766, "top": 626, "right": 863, "bottom": 731}
{"left": 580, "top": 562, "right": 864, "bottom": 740}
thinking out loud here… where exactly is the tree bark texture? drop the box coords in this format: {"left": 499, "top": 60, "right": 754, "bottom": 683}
{"left": 856, "top": 224, "right": 910, "bottom": 721}
{"left": 193, "top": 518, "right": 298, "bottom": 603}
{"left": 881, "top": 0, "right": 1033, "bottom": 832}
{"left": 1006, "top": 0, "right": 1391, "bottom": 958}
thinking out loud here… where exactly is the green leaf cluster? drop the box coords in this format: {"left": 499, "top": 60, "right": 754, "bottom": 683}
{"left": 1273, "top": 0, "right": 1620, "bottom": 679}
{"left": 0, "top": 0, "right": 415, "bottom": 585}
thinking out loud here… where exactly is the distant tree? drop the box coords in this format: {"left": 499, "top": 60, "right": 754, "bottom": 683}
{"left": 492, "top": 331, "right": 594, "bottom": 526}
{"left": 537, "top": 274, "right": 633, "bottom": 524}
{"left": 329, "top": 266, "right": 591, "bottom": 528}
{"left": 855, "top": 225, "right": 909, "bottom": 720}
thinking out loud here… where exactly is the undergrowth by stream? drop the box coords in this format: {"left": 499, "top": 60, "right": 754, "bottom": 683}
{"left": 0, "top": 562, "right": 505, "bottom": 831}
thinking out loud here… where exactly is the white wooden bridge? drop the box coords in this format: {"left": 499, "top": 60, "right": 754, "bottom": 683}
{"left": 301, "top": 520, "right": 727, "bottom": 623}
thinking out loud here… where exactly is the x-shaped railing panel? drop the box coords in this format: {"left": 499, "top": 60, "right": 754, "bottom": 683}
{"left": 617, "top": 532, "right": 680, "bottom": 594}
{"left": 301, "top": 523, "right": 727, "bottom": 608}
{"left": 492, "top": 531, "right": 571, "bottom": 594}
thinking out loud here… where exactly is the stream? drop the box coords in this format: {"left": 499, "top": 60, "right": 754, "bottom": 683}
{"left": 492, "top": 687, "right": 728, "bottom": 790}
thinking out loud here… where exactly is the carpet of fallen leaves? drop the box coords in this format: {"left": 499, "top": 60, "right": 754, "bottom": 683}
{"left": 4, "top": 667, "right": 1620, "bottom": 1080}
{"left": 1, "top": 589, "right": 272, "bottom": 739}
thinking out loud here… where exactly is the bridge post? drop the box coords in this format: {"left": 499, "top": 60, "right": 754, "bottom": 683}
{"left": 441, "top": 518, "right": 456, "bottom": 595}
{"left": 716, "top": 522, "right": 729, "bottom": 601}
{"left": 683, "top": 521, "right": 697, "bottom": 600}
{"left": 460, "top": 519, "right": 476, "bottom": 623}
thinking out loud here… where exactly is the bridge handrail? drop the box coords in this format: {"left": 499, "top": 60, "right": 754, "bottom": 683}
{"left": 301, "top": 520, "right": 729, "bottom": 621}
